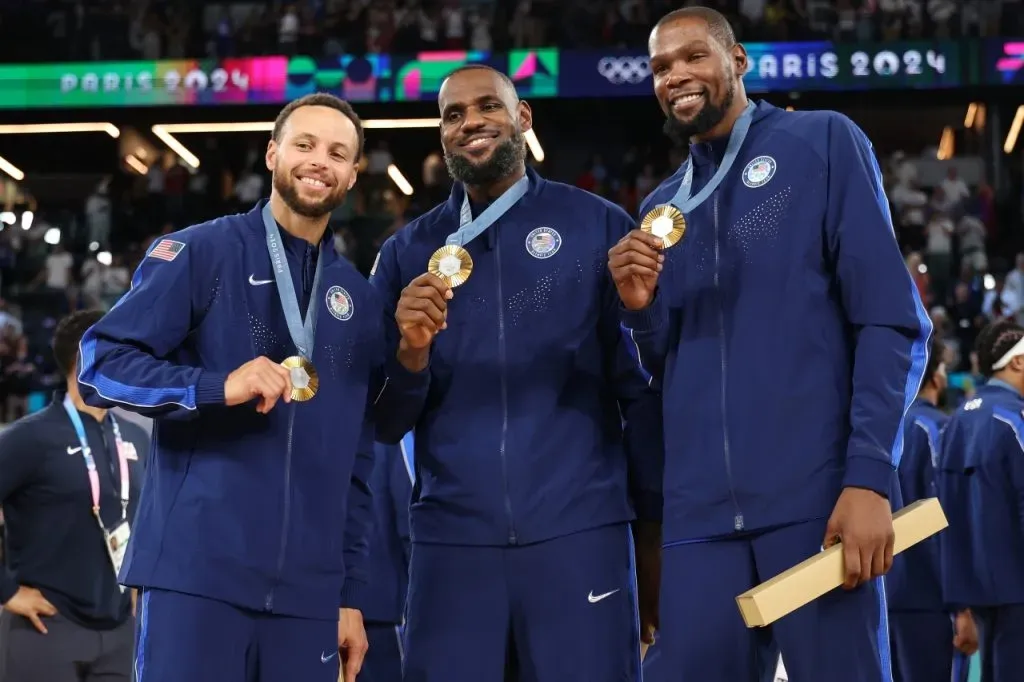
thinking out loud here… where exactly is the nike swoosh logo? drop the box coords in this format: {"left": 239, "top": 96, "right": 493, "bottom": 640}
{"left": 321, "top": 651, "right": 338, "bottom": 663}
{"left": 249, "top": 274, "right": 273, "bottom": 286}
{"left": 588, "top": 589, "right": 619, "bottom": 603}
{"left": 67, "top": 446, "right": 82, "bottom": 455}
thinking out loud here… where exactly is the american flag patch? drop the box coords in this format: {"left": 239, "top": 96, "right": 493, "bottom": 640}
{"left": 149, "top": 239, "right": 185, "bottom": 262}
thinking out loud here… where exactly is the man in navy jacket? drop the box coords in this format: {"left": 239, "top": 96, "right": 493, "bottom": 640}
{"left": 361, "top": 432, "right": 415, "bottom": 682}
{"left": 937, "top": 319, "right": 1024, "bottom": 682}
{"left": 77, "top": 93, "right": 426, "bottom": 682}
{"left": 887, "top": 336, "right": 975, "bottom": 682}
{"left": 608, "top": 8, "right": 931, "bottom": 681}
{"left": 369, "top": 65, "right": 663, "bottom": 682}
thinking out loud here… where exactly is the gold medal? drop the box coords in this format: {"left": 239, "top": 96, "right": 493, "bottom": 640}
{"left": 428, "top": 245, "right": 473, "bottom": 288}
{"left": 641, "top": 204, "right": 687, "bottom": 248}
{"left": 281, "top": 356, "right": 319, "bottom": 402}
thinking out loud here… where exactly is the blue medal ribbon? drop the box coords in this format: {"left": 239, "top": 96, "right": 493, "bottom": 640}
{"left": 262, "top": 202, "right": 325, "bottom": 360}
{"left": 445, "top": 174, "right": 530, "bottom": 247}
{"left": 664, "top": 101, "right": 756, "bottom": 213}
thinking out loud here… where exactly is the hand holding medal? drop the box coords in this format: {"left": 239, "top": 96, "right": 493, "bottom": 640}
{"left": 396, "top": 273, "right": 454, "bottom": 351}
{"left": 607, "top": 230, "right": 665, "bottom": 311}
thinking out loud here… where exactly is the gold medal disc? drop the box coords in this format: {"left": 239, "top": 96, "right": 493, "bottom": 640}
{"left": 641, "top": 205, "right": 687, "bottom": 248}
{"left": 281, "top": 356, "right": 319, "bottom": 402}
{"left": 428, "top": 245, "right": 474, "bottom": 288}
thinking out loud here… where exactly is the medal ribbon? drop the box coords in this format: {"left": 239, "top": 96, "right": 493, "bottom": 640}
{"left": 445, "top": 174, "right": 530, "bottom": 247}
{"left": 667, "top": 101, "right": 756, "bottom": 213}
{"left": 63, "top": 394, "right": 130, "bottom": 526}
{"left": 262, "top": 202, "right": 325, "bottom": 361}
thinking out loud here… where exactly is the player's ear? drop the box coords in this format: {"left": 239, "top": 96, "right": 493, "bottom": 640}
{"left": 733, "top": 44, "right": 749, "bottom": 77}
{"left": 518, "top": 101, "right": 533, "bottom": 134}
{"left": 265, "top": 139, "right": 277, "bottom": 172}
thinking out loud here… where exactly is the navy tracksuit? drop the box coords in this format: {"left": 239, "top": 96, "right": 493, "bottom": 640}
{"left": 887, "top": 399, "right": 969, "bottom": 682}
{"left": 937, "top": 381, "right": 1024, "bottom": 682}
{"left": 621, "top": 101, "right": 931, "bottom": 681}
{"left": 370, "top": 168, "right": 662, "bottom": 682}
{"left": 361, "top": 434, "right": 415, "bottom": 682}
{"left": 77, "top": 202, "right": 426, "bottom": 682}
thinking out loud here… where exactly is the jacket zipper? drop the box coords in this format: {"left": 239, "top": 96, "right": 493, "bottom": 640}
{"left": 267, "top": 403, "right": 296, "bottom": 610}
{"left": 713, "top": 193, "right": 744, "bottom": 531}
{"left": 494, "top": 231, "right": 517, "bottom": 544}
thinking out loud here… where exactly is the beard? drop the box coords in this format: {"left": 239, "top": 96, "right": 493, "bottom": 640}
{"left": 273, "top": 164, "right": 347, "bottom": 219}
{"left": 444, "top": 129, "right": 526, "bottom": 186}
{"left": 663, "top": 78, "right": 736, "bottom": 146}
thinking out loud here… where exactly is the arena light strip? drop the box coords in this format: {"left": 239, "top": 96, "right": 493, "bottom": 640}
{"left": 387, "top": 164, "right": 413, "bottom": 196}
{"left": 1004, "top": 105, "right": 1024, "bottom": 154}
{"left": 0, "top": 123, "right": 120, "bottom": 137}
{"left": 0, "top": 154, "right": 25, "bottom": 182}
{"left": 964, "top": 102, "right": 979, "bottom": 128}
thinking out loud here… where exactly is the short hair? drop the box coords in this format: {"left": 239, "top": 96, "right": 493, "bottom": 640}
{"left": 272, "top": 92, "right": 365, "bottom": 159}
{"left": 922, "top": 335, "right": 946, "bottom": 387}
{"left": 976, "top": 318, "right": 1024, "bottom": 377}
{"left": 440, "top": 64, "right": 519, "bottom": 102}
{"left": 53, "top": 309, "right": 105, "bottom": 377}
{"left": 655, "top": 6, "right": 737, "bottom": 49}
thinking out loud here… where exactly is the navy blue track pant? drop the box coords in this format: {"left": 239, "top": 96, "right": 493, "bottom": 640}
{"left": 133, "top": 588, "right": 338, "bottom": 682}
{"left": 653, "top": 519, "right": 893, "bottom": 682}
{"left": 889, "top": 611, "right": 969, "bottom": 682}
{"left": 403, "top": 522, "right": 642, "bottom": 682}
{"left": 361, "top": 623, "right": 404, "bottom": 682}
{"left": 973, "top": 605, "right": 1024, "bottom": 682}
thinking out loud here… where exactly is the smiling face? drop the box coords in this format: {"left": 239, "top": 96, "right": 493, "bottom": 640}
{"left": 649, "top": 16, "right": 747, "bottom": 144}
{"left": 265, "top": 104, "right": 359, "bottom": 218}
{"left": 438, "top": 68, "right": 532, "bottom": 187}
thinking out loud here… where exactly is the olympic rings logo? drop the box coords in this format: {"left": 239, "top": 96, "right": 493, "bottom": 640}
{"left": 596, "top": 56, "right": 652, "bottom": 84}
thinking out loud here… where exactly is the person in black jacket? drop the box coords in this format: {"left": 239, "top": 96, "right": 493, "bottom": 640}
{"left": 0, "top": 310, "right": 149, "bottom": 682}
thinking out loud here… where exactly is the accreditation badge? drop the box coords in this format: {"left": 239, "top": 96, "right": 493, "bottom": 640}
{"left": 103, "top": 521, "right": 131, "bottom": 590}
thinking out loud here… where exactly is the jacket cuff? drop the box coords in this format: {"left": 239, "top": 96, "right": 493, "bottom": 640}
{"left": 340, "top": 578, "right": 370, "bottom": 611}
{"left": 619, "top": 290, "right": 667, "bottom": 333}
{"left": 195, "top": 371, "right": 227, "bottom": 406}
{"left": 0, "top": 569, "right": 19, "bottom": 605}
{"left": 842, "top": 452, "right": 896, "bottom": 498}
{"left": 385, "top": 352, "right": 431, "bottom": 393}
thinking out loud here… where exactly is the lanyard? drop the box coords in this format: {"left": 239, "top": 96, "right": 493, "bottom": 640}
{"left": 261, "top": 202, "right": 325, "bottom": 360}
{"left": 668, "top": 101, "right": 756, "bottom": 213}
{"left": 62, "top": 395, "right": 129, "bottom": 524}
{"left": 446, "top": 174, "right": 530, "bottom": 248}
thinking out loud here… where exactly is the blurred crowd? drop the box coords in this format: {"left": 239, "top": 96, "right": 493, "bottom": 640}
{"left": 0, "top": 0, "right": 1020, "bottom": 64}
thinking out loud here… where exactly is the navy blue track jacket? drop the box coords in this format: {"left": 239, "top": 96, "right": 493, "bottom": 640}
{"left": 362, "top": 433, "right": 414, "bottom": 624}
{"left": 937, "top": 381, "right": 1024, "bottom": 609}
{"left": 76, "top": 201, "right": 427, "bottom": 620}
{"left": 370, "top": 167, "right": 664, "bottom": 546}
{"left": 621, "top": 101, "right": 932, "bottom": 542}
{"left": 887, "top": 398, "right": 947, "bottom": 611}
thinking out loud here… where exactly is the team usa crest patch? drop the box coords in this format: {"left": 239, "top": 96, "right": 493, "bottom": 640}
{"left": 742, "top": 156, "right": 776, "bottom": 188}
{"left": 525, "top": 227, "right": 561, "bottom": 259}
{"left": 148, "top": 239, "right": 185, "bottom": 262}
{"left": 326, "top": 286, "right": 354, "bottom": 321}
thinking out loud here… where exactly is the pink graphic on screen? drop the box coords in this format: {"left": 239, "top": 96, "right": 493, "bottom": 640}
{"left": 996, "top": 42, "right": 1024, "bottom": 78}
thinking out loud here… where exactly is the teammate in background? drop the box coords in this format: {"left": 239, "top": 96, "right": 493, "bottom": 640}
{"left": 360, "top": 432, "right": 415, "bottom": 682}
{"left": 76, "top": 93, "right": 427, "bottom": 682}
{"left": 937, "top": 319, "right": 1024, "bottom": 682}
{"left": 369, "top": 65, "right": 663, "bottom": 682}
{"left": 887, "top": 336, "right": 976, "bottom": 682}
{"left": 0, "top": 310, "right": 149, "bottom": 682}
{"left": 608, "top": 7, "right": 931, "bottom": 681}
